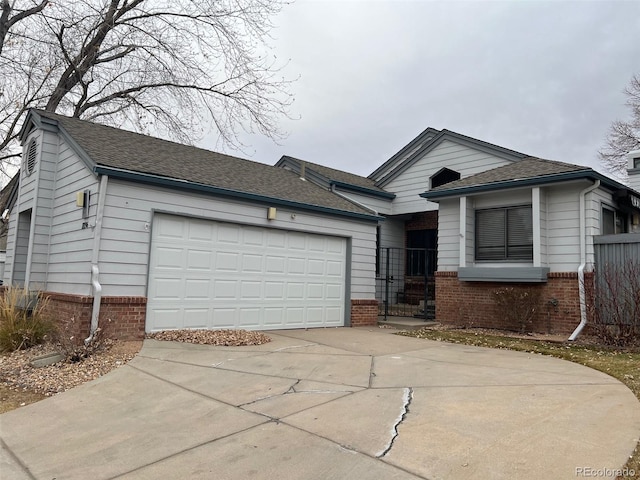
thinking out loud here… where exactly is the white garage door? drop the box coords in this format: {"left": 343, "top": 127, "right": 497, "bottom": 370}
{"left": 146, "top": 214, "right": 347, "bottom": 332}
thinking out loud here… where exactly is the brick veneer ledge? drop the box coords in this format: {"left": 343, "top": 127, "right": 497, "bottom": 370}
{"left": 434, "top": 272, "right": 594, "bottom": 335}
{"left": 351, "top": 299, "right": 379, "bottom": 327}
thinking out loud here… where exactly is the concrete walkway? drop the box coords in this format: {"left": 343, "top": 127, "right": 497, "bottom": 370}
{"left": 2, "top": 327, "right": 639, "bottom": 479}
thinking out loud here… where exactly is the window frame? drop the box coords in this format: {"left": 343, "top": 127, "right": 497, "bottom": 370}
{"left": 475, "top": 204, "right": 533, "bottom": 262}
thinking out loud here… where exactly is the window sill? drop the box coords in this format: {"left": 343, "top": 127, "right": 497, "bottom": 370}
{"left": 458, "top": 267, "right": 550, "bottom": 283}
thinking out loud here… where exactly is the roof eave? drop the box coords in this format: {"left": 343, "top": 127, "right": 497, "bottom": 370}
{"left": 94, "top": 165, "right": 382, "bottom": 222}
{"left": 330, "top": 181, "right": 396, "bottom": 199}
{"left": 420, "top": 169, "right": 628, "bottom": 200}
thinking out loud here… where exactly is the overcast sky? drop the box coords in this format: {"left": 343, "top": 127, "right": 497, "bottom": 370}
{"left": 204, "top": 0, "right": 640, "bottom": 179}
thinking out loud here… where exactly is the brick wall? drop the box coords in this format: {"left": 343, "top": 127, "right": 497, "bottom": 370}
{"left": 434, "top": 271, "right": 594, "bottom": 335}
{"left": 350, "top": 299, "right": 379, "bottom": 327}
{"left": 42, "top": 292, "right": 147, "bottom": 342}
{"left": 405, "top": 211, "right": 438, "bottom": 231}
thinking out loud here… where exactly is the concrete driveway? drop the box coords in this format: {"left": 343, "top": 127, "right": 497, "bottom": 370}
{"left": 2, "top": 327, "right": 639, "bottom": 480}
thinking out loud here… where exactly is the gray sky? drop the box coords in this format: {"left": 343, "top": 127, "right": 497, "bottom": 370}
{"left": 204, "top": 0, "right": 640, "bottom": 179}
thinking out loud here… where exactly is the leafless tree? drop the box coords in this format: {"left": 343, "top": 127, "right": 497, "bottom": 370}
{"left": 599, "top": 74, "right": 640, "bottom": 178}
{"left": 0, "top": 0, "right": 294, "bottom": 179}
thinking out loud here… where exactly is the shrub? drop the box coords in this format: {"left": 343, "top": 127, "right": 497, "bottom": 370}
{"left": 493, "top": 286, "right": 543, "bottom": 333}
{"left": 53, "top": 306, "right": 114, "bottom": 362}
{"left": 591, "top": 261, "right": 640, "bottom": 347}
{"left": 0, "top": 287, "right": 55, "bottom": 352}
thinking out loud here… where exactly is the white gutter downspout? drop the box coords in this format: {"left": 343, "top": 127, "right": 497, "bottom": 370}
{"left": 85, "top": 175, "right": 108, "bottom": 345}
{"left": 569, "top": 179, "right": 600, "bottom": 341}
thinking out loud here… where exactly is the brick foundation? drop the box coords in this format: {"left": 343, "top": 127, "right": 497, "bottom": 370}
{"left": 434, "top": 271, "right": 594, "bottom": 335}
{"left": 350, "top": 299, "right": 379, "bottom": 327}
{"left": 42, "top": 292, "right": 147, "bottom": 342}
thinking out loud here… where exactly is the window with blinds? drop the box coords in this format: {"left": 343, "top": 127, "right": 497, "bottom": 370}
{"left": 475, "top": 205, "right": 533, "bottom": 261}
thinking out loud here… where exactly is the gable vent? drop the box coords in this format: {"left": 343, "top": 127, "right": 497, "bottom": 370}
{"left": 25, "top": 139, "right": 38, "bottom": 175}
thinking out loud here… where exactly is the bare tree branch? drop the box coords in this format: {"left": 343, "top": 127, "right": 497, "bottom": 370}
{"left": 600, "top": 74, "right": 640, "bottom": 178}
{"left": 0, "top": 0, "right": 294, "bottom": 183}
{"left": 0, "top": 0, "right": 49, "bottom": 55}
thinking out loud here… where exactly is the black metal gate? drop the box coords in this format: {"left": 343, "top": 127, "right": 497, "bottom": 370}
{"left": 376, "top": 247, "right": 436, "bottom": 320}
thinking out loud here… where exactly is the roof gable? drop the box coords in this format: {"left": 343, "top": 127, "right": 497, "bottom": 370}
{"left": 368, "top": 127, "right": 440, "bottom": 182}
{"left": 26, "top": 110, "right": 378, "bottom": 220}
{"left": 374, "top": 129, "right": 529, "bottom": 188}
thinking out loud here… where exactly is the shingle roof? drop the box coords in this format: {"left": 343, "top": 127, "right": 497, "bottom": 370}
{"left": 429, "top": 157, "right": 591, "bottom": 193}
{"left": 31, "top": 110, "right": 376, "bottom": 218}
{"left": 279, "top": 155, "right": 386, "bottom": 192}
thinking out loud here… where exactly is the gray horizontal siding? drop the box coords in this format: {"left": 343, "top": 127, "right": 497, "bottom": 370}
{"left": 98, "top": 180, "right": 377, "bottom": 299}
{"left": 386, "top": 140, "right": 512, "bottom": 216}
{"left": 45, "top": 135, "right": 99, "bottom": 295}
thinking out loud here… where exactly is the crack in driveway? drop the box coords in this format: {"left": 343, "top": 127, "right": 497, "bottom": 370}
{"left": 376, "top": 387, "right": 413, "bottom": 458}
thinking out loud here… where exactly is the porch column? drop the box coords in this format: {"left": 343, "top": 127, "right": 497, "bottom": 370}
{"left": 532, "top": 187, "right": 541, "bottom": 267}
{"left": 459, "top": 196, "right": 467, "bottom": 268}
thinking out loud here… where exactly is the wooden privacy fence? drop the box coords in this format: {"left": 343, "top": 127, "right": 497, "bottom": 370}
{"left": 593, "top": 233, "right": 640, "bottom": 328}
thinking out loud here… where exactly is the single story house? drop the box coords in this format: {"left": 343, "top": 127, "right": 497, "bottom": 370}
{"left": 3, "top": 109, "right": 381, "bottom": 339}
{"left": 4, "top": 110, "right": 640, "bottom": 339}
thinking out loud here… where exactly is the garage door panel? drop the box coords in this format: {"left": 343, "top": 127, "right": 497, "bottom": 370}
{"left": 287, "top": 257, "right": 305, "bottom": 275}
{"left": 154, "top": 246, "right": 184, "bottom": 268}
{"left": 242, "top": 254, "right": 263, "bottom": 272}
{"left": 187, "top": 250, "right": 212, "bottom": 270}
{"left": 263, "top": 308, "right": 284, "bottom": 326}
{"left": 307, "top": 283, "right": 324, "bottom": 299}
{"left": 213, "top": 280, "right": 237, "bottom": 299}
{"left": 307, "top": 259, "right": 325, "bottom": 275}
{"left": 153, "top": 309, "right": 183, "bottom": 329}
{"left": 184, "top": 309, "right": 208, "bottom": 329}
{"left": 217, "top": 224, "right": 240, "bottom": 244}
{"left": 264, "top": 281, "right": 285, "bottom": 299}
{"left": 184, "top": 279, "right": 210, "bottom": 299}
{"left": 151, "top": 278, "right": 183, "bottom": 299}
{"left": 215, "top": 251, "right": 239, "bottom": 271}
{"left": 240, "top": 281, "right": 262, "bottom": 299}
{"left": 265, "top": 256, "right": 286, "bottom": 274}
{"left": 287, "top": 282, "right": 305, "bottom": 299}
{"left": 147, "top": 215, "right": 346, "bottom": 332}
{"left": 267, "top": 230, "right": 286, "bottom": 248}
{"left": 188, "top": 221, "right": 214, "bottom": 242}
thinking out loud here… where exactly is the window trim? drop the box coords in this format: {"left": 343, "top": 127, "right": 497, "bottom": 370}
{"left": 475, "top": 204, "right": 533, "bottom": 262}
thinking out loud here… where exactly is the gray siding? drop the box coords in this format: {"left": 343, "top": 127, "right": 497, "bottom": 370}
{"left": 12, "top": 210, "right": 31, "bottom": 285}
{"left": 437, "top": 199, "right": 460, "bottom": 270}
{"left": 29, "top": 131, "right": 58, "bottom": 287}
{"left": 385, "top": 140, "right": 512, "bottom": 216}
{"left": 45, "top": 135, "right": 99, "bottom": 295}
{"left": 99, "top": 179, "right": 377, "bottom": 299}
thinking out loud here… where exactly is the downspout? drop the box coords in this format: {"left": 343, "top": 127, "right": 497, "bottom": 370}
{"left": 85, "top": 175, "right": 108, "bottom": 345}
{"left": 569, "top": 179, "right": 600, "bottom": 341}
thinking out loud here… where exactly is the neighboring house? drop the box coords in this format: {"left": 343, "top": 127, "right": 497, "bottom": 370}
{"left": 629, "top": 149, "right": 640, "bottom": 192}
{"left": 4, "top": 109, "right": 381, "bottom": 339}
{"left": 277, "top": 130, "right": 640, "bottom": 335}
